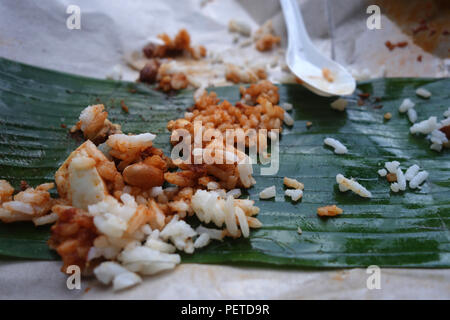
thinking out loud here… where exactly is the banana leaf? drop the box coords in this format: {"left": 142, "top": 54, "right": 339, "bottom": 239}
{"left": 0, "top": 57, "right": 449, "bottom": 267}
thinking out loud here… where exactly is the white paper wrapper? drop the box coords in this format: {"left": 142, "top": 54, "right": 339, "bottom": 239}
{"left": 0, "top": 0, "right": 449, "bottom": 299}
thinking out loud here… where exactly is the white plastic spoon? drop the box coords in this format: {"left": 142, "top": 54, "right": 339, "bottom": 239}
{"left": 280, "top": 0, "right": 356, "bottom": 96}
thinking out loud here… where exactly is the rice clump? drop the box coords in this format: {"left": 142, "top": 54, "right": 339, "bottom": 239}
{"left": 429, "top": 129, "right": 448, "bottom": 152}
{"left": 380, "top": 162, "right": 426, "bottom": 192}
{"left": 410, "top": 116, "right": 439, "bottom": 134}
{"left": 410, "top": 116, "right": 449, "bottom": 152}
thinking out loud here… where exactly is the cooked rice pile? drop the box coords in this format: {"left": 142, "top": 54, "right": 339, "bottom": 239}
{"left": 50, "top": 104, "right": 265, "bottom": 288}
{"left": 47, "top": 80, "right": 291, "bottom": 289}
{"left": 139, "top": 29, "right": 206, "bottom": 91}
{"left": 0, "top": 82, "right": 295, "bottom": 290}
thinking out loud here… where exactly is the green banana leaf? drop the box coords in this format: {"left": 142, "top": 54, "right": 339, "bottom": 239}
{"left": 0, "top": 57, "right": 449, "bottom": 267}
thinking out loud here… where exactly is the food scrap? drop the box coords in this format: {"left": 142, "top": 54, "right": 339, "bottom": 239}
{"left": 139, "top": 29, "right": 206, "bottom": 92}
{"left": 322, "top": 68, "right": 334, "bottom": 82}
{"left": 385, "top": 40, "right": 408, "bottom": 51}
{"left": 120, "top": 100, "right": 129, "bottom": 113}
{"left": 254, "top": 21, "right": 281, "bottom": 52}
{"left": 317, "top": 205, "right": 343, "bottom": 217}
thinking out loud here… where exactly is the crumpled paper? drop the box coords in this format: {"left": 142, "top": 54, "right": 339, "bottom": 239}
{"left": 0, "top": 0, "right": 449, "bottom": 299}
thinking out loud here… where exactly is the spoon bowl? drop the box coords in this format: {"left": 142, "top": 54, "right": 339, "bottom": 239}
{"left": 281, "top": 0, "right": 356, "bottom": 96}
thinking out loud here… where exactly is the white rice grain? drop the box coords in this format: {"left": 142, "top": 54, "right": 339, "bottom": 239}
{"left": 224, "top": 195, "right": 239, "bottom": 237}
{"left": 390, "top": 183, "right": 400, "bottom": 193}
{"left": 94, "top": 261, "right": 130, "bottom": 285}
{"left": 336, "top": 174, "right": 372, "bottom": 198}
{"left": 281, "top": 102, "right": 293, "bottom": 111}
{"left": 228, "top": 19, "right": 251, "bottom": 37}
{"left": 2, "top": 201, "right": 34, "bottom": 215}
{"left": 145, "top": 238, "right": 176, "bottom": 254}
{"left": 385, "top": 161, "right": 400, "bottom": 173}
{"left": 409, "top": 171, "right": 429, "bottom": 189}
{"left": 324, "top": 137, "right": 348, "bottom": 154}
{"left": 259, "top": 186, "right": 276, "bottom": 199}
{"left": 416, "top": 87, "right": 431, "bottom": 98}
{"left": 113, "top": 271, "right": 142, "bottom": 291}
{"left": 285, "top": 189, "right": 303, "bottom": 201}
{"left": 108, "top": 133, "right": 156, "bottom": 145}
{"left": 235, "top": 206, "right": 249, "bottom": 238}
{"left": 207, "top": 181, "right": 220, "bottom": 190}
{"left": 398, "top": 98, "right": 415, "bottom": 113}
{"left": 330, "top": 98, "right": 347, "bottom": 111}
{"left": 430, "top": 143, "right": 443, "bottom": 152}
{"left": 195, "top": 225, "right": 224, "bottom": 241}
{"left": 396, "top": 167, "right": 406, "bottom": 191}
{"left": 283, "top": 111, "right": 294, "bottom": 126}
{"left": 226, "top": 188, "right": 242, "bottom": 198}
{"left": 404, "top": 164, "right": 420, "bottom": 181}
{"left": 32, "top": 212, "right": 58, "bottom": 226}
{"left": 407, "top": 108, "right": 418, "bottom": 123}
{"left": 194, "top": 233, "right": 211, "bottom": 248}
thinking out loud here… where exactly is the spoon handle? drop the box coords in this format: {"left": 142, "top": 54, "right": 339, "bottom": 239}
{"left": 280, "top": 0, "right": 312, "bottom": 52}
